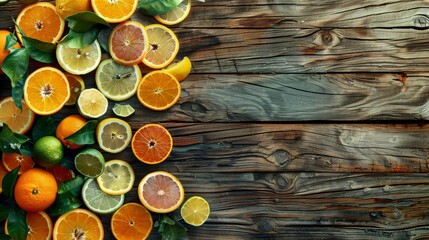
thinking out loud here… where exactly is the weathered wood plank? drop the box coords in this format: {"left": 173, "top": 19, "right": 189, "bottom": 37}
{"left": 78, "top": 122, "right": 429, "bottom": 173}
{"left": 2, "top": 72, "right": 428, "bottom": 121}
{"left": 114, "top": 172, "right": 429, "bottom": 239}
{"left": 176, "top": 28, "right": 429, "bottom": 73}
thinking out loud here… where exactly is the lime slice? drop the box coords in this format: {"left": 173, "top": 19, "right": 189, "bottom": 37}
{"left": 96, "top": 118, "right": 132, "bottom": 153}
{"left": 180, "top": 196, "right": 210, "bottom": 226}
{"left": 56, "top": 40, "right": 102, "bottom": 75}
{"left": 112, "top": 103, "right": 135, "bottom": 118}
{"left": 96, "top": 160, "right": 134, "bottom": 195}
{"left": 74, "top": 148, "right": 105, "bottom": 178}
{"left": 95, "top": 58, "right": 142, "bottom": 101}
{"left": 82, "top": 178, "right": 124, "bottom": 214}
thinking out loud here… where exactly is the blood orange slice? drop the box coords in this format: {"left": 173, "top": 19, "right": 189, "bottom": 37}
{"left": 46, "top": 165, "right": 75, "bottom": 185}
{"left": 131, "top": 124, "right": 173, "bottom": 164}
{"left": 138, "top": 171, "right": 184, "bottom": 213}
{"left": 109, "top": 21, "right": 149, "bottom": 66}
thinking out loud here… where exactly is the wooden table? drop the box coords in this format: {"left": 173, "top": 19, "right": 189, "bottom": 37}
{"left": 2, "top": 0, "right": 429, "bottom": 239}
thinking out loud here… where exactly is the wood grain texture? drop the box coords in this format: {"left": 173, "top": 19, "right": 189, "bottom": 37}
{"left": 3, "top": 72, "right": 426, "bottom": 121}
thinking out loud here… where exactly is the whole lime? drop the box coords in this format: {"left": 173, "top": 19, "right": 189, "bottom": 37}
{"left": 33, "top": 136, "right": 64, "bottom": 168}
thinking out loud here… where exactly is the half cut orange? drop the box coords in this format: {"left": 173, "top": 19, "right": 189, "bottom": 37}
{"left": 53, "top": 208, "right": 104, "bottom": 240}
{"left": 0, "top": 96, "right": 35, "bottom": 134}
{"left": 16, "top": 2, "right": 65, "bottom": 43}
{"left": 2, "top": 153, "right": 34, "bottom": 175}
{"left": 24, "top": 67, "right": 70, "bottom": 115}
{"left": 5, "top": 211, "right": 53, "bottom": 240}
{"left": 109, "top": 21, "right": 149, "bottom": 66}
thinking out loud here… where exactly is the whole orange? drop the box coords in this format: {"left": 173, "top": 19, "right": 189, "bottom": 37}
{"left": 14, "top": 168, "right": 58, "bottom": 212}
{"left": 56, "top": 115, "right": 87, "bottom": 149}
{"left": 0, "top": 30, "right": 21, "bottom": 74}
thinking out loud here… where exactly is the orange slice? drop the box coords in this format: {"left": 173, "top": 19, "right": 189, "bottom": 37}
{"left": 109, "top": 21, "right": 149, "bottom": 66}
{"left": 154, "top": 0, "right": 191, "bottom": 25}
{"left": 5, "top": 211, "right": 53, "bottom": 240}
{"left": 53, "top": 208, "right": 104, "bottom": 240}
{"left": 2, "top": 152, "right": 34, "bottom": 175}
{"left": 16, "top": 2, "right": 65, "bottom": 43}
{"left": 138, "top": 171, "right": 184, "bottom": 213}
{"left": 131, "top": 124, "right": 173, "bottom": 165}
{"left": 92, "top": 0, "right": 138, "bottom": 23}
{"left": 137, "top": 71, "right": 181, "bottom": 111}
{"left": 111, "top": 203, "right": 153, "bottom": 240}
{"left": 46, "top": 165, "right": 75, "bottom": 185}
{"left": 0, "top": 96, "right": 35, "bottom": 134}
{"left": 143, "top": 24, "right": 179, "bottom": 69}
{"left": 24, "top": 67, "right": 70, "bottom": 115}
{"left": 64, "top": 74, "right": 85, "bottom": 106}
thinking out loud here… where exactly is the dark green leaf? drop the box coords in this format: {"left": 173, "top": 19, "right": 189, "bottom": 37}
{"left": 64, "top": 120, "right": 98, "bottom": 145}
{"left": 32, "top": 116, "right": 56, "bottom": 142}
{"left": 66, "top": 11, "right": 109, "bottom": 33}
{"left": 0, "top": 124, "right": 31, "bottom": 155}
{"left": 4, "top": 32, "right": 18, "bottom": 51}
{"left": 138, "top": 0, "right": 182, "bottom": 15}
{"left": 11, "top": 74, "right": 26, "bottom": 110}
{"left": 60, "top": 28, "right": 100, "bottom": 49}
{"left": 1, "top": 48, "right": 29, "bottom": 87}
{"left": 0, "top": 234, "right": 11, "bottom": 240}
{"left": 2, "top": 167, "right": 20, "bottom": 199}
{"left": 58, "top": 175, "right": 84, "bottom": 197}
{"left": 0, "top": 204, "right": 10, "bottom": 222}
{"left": 156, "top": 215, "right": 188, "bottom": 240}
{"left": 7, "top": 205, "right": 27, "bottom": 240}
{"left": 22, "top": 37, "right": 56, "bottom": 63}
{"left": 97, "top": 28, "right": 111, "bottom": 53}
{"left": 17, "top": 142, "right": 32, "bottom": 157}
{"left": 48, "top": 193, "right": 81, "bottom": 216}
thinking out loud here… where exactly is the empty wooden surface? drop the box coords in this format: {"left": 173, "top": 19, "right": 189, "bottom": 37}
{"left": 1, "top": 0, "right": 429, "bottom": 239}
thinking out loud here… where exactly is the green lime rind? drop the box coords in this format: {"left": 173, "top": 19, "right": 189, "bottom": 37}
{"left": 33, "top": 136, "right": 64, "bottom": 168}
{"left": 112, "top": 103, "right": 135, "bottom": 118}
{"left": 82, "top": 178, "right": 124, "bottom": 214}
{"left": 74, "top": 148, "right": 105, "bottom": 178}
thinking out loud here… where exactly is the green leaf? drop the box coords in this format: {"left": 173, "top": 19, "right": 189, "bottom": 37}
{"left": 66, "top": 11, "right": 109, "bottom": 33}
{"left": 1, "top": 48, "right": 29, "bottom": 87}
{"left": 57, "top": 175, "right": 84, "bottom": 197}
{"left": 155, "top": 215, "right": 188, "bottom": 240}
{"left": 2, "top": 167, "right": 20, "bottom": 199}
{"left": 11, "top": 74, "right": 26, "bottom": 110}
{"left": 22, "top": 37, "right": 56, "bottom": 63}
{"left": 97, "top": 28, "right": 111, "bottom": 53}
{"left": 48, "top": 193, "right": 81, "bottom": 216}
{"left": 4, "top": 32, "right": 18, "bottom": 51}
{"left": 0, "top": 124, "right": 31, "bottom": 155}
{"left": 64, "top": 120, "right": 98, "bottom": 145}
{"left": 0, "top": 204, "right": 10, "bottom": 222}
{"left": 32, "top": 116, "right": 56, "bottom": 142}
{"left": 60, "top": 28, "right": 100, "bottom": 49}
{"left": 138, "top": 0, "right": 182, "bottom": 15}
{"left": 7, "top": 205, "right": 28, "bottom": 240}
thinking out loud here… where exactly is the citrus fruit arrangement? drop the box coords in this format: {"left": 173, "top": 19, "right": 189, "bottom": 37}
{"left": 0, "top": 0, "right": 208, "bottom": 239}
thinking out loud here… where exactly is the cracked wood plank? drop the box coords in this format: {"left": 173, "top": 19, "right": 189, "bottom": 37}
{"left": 2, "top": 72, "right": 428, "bottom": 121}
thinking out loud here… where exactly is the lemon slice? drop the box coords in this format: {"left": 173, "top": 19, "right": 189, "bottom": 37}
{"left": 97, "top": 160, "right": 135, "bottom": 196}
{"left": 143, "top": 24, "right": 179, "bottom": 69}
{"left": 77, "top": 88, "right": 108, "bottom": 119}
{"left": 96, "top": 118, "right": 132, "bottom": 153}
{"left": 154, "top": 0, "right": 191, "bottom": 25}
{"left": 180, "top": 196, "right": 210, "bottom": 226}
{"left": 56, "top": 40, "right": 102, "bottom": 75}
{"left": 95, "top": 58, "right": 142, "bottom": 101}
{"left": 164, "top": 56, "right": 192, "bottom": 81}
{"left": 82, "top": 178, "right": 124, "bottom": 214}
{"left": 112, "top": 103, "right": 135, "bottom": 118}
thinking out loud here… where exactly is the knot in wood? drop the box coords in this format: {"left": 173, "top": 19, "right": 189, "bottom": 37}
{"left": 256, "top": 219, "right": 275, "bottom": 233}
{"left": 313, "top": 30, "right": 341, "bottom": 48}
{"left": 412, "top": 15, "right": 429, "bottom": 30}
{"left": 275, "top": 174, "right": 289, "bottom": 190}
{"left": 271, "top": 149, "right": 293, "bottom": 166}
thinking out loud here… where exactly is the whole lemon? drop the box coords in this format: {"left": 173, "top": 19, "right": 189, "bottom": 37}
{"left": 33, "top": 136, "right": 64, "bottom": 168}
